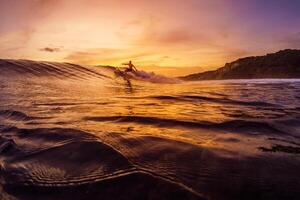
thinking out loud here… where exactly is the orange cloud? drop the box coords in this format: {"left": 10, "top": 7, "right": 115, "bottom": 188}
{"left": 0, "top": 28, "right": 35, "bottom": 54}
{"left": 64, "top": 48, "right": 155, "bottom": 65}
{"left": 119, "top": 15, "right": 206, "bottom": 47}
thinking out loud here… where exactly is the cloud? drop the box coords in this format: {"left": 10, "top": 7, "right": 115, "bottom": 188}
{"left": 122, "top": 16, "right": 204, "bottom": 46}
{"left": 40, "top": 47, "right": 61, "bottom": 53}
{"left": 138, "top": 28, "right": 203, "bottom": 46}
{"left": 0, "top": 0, "right": 60, "bottom": 35}
{"left": 64, "top": 48, "right": 154, "bottom": 65}
{"left": 119, "top": 15, "right": 223, "bottom": 51}
{"left": 26, "top": 0, "right": 61, "bottom": 19}
{"left": 0, "top": 28, "right": 35, "bottom": 53}
{"left": 280, "top": 32, "right": 300, "bottom": 48}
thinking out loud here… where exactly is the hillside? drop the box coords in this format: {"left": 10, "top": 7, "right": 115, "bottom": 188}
{"left": 181, "top": 49, "right": 300, "bottom": 80}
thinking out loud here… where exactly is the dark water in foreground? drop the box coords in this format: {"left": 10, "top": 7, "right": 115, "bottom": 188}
{"left": 0, "top": 61, "right": 300, "bottom": 200}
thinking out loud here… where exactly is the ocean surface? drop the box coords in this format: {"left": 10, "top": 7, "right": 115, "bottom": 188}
{"left": 0, "top": 60, "right": 300, "bottom": 200}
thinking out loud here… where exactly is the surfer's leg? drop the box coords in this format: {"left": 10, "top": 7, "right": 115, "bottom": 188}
{"left": 126, "top": 79, "right": 132, "bottom": 87}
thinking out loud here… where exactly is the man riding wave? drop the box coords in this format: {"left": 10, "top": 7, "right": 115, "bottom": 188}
{"left": 122, "top": 60, "right": 137, "bottom": 73}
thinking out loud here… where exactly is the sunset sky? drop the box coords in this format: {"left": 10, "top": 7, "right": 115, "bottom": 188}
{"left": 1, "top": 0, "right": 300, "bottom": 73}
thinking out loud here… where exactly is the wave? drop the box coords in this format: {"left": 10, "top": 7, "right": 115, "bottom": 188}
{"left": 1, "top": 125, "right": 299, "bottom": 199}
{"left": 130, "top": 70, "right": 181, "bottom": 84}
{"left": 258, "top": 144, "right": 300, "bottom": 154}
{"left": 148, "top": 95, "right": 281, "bottom": 107}
{"left": 3, "top": 172, "right": 201, "bottom": 200}
{"left": 0, "top": 126, "right": 203, "bottom": 199}
{"left": 0, "top": 59, "right": 109, "bottom": 80}
{"left": 0, "top": 110, "right": 46, "bottom": 122}
{"left": 92, "top": 131, "right": 300, "bottom": 200}
{"left": 84, "top": 115, "right": 293, "bottom": 136}
{"left": 113, "top": 67, "right": 181, "bottom": 84}
{"left": 0, "top": 59, "right": 180, "bottom": 85}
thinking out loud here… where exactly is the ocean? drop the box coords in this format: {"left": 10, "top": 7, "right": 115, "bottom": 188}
{"left": 0, "top": 60, "right": 300, "bottom": 200}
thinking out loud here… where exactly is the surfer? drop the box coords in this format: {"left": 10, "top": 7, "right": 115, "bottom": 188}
{"left": 122, "top": 60, "right": 137, "bottom": 73}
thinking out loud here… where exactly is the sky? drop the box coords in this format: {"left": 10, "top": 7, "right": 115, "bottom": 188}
{"left": 0, "top": 0, "right": 300, "bottom": 74}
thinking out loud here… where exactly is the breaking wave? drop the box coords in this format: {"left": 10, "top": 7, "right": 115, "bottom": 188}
{"left": 0, "top": 59, "right": 109, "bottom": 80}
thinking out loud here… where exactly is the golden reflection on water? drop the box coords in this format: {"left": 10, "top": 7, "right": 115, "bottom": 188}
{"left": 2, "top": 78, "right": 299, "bottom": 159}
{"left": 2, "top": 63, "right": 300, "bottom": 200}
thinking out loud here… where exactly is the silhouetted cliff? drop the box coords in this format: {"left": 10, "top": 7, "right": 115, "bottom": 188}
{"left": 181, "top": 49, "right": 300, "bottom": 80}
